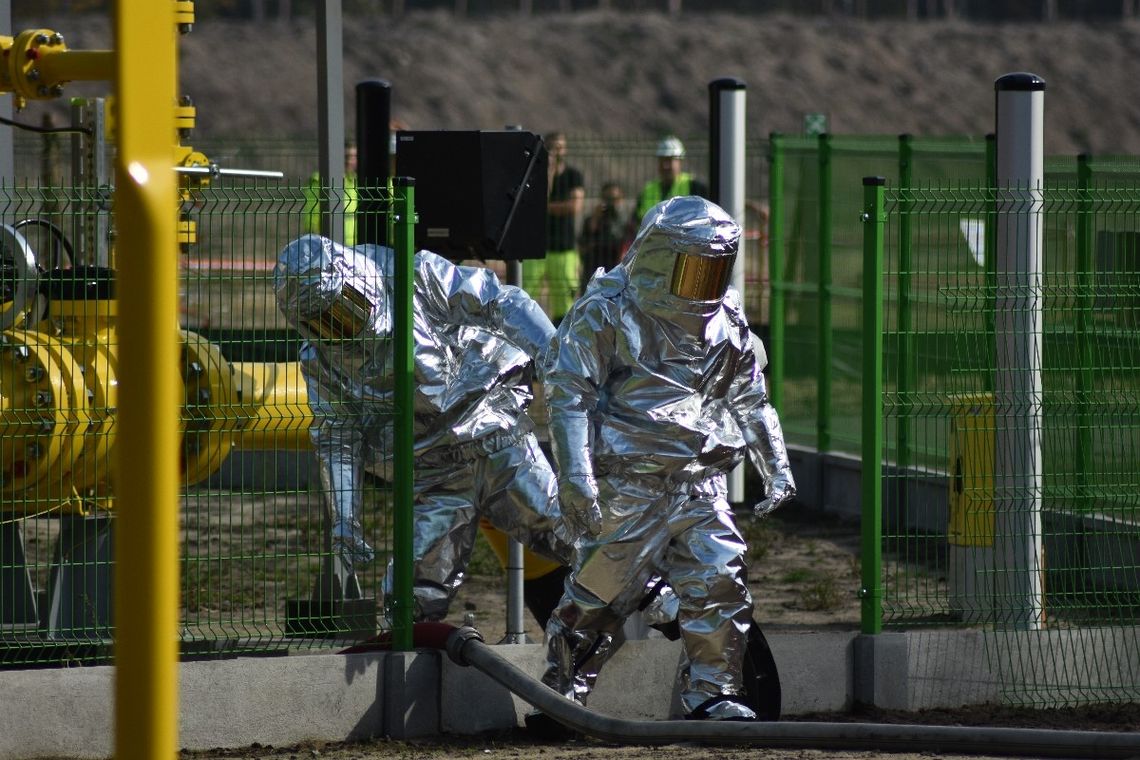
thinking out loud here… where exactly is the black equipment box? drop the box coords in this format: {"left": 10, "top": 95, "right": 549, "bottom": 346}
{"left": 394, "top": 130, "right": 548, "bottom": 261}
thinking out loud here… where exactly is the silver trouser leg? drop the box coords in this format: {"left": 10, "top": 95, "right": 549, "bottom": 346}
{"left": 383, "top": 457, "right": 480, "bottom": 622}
{"left": 541, "top": 482, "right": 674, "bottom": 706}
{"left": 665, "top": 495, "right": 753, "bottom": 715}
{"left": 541, "top": 593, "right": 626, "bottom": 706}
{"left": 479, "top": 434, "right": 574, "bottom": 566}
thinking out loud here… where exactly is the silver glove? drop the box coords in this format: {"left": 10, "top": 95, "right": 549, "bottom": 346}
{"left": 753, "top": 469, "right": 795, "bottom": 518}
{"left": 559, "top": 473, "right": 603, "bottom": 539}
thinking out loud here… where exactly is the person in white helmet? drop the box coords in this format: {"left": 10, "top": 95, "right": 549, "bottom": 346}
{"left": 630, "top": 135, "right": 709, "bottom": 229}
{"left": 533, "top": 196, "right": 796, "bottom": 725}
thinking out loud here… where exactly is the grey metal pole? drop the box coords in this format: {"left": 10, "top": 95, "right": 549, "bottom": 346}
{"left": 504, "top": 257, "right": 528, "bottom": 644}
{"left": 993, "top": 72, "right": 1046, "bottom": 630}
{"left": 316, "top": 0, "right": 346, "bottom": 244}
{"left": 710, "top": 77, "right": 747, "bottom": 507}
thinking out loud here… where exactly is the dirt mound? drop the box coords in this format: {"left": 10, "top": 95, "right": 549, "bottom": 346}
{"left": 21, "top": 11, "right": 1140, "bottom": 155}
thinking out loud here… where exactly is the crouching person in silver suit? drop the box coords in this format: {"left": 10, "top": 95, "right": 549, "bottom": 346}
{"left": 537, "top": 196, "right": 795, "bottom": 723}
{"left": 274, "top": 234, "right": 573, "bottom": 622}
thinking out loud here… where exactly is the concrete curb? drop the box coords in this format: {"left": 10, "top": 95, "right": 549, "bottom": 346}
{"left": 2, "top": 627, "right": 1136, "bottom": 758}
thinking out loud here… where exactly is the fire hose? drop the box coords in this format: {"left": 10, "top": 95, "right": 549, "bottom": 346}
{"left": 353, "top": 622, "right": 1140, "bottom": 759}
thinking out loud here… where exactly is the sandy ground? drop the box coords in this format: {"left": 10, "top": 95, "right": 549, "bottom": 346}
{"left": 21, "top": 11, "right": 1140, "bottom": 157}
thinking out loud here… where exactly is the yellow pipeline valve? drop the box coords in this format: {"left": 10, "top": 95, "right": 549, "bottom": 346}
{"left": 47, "top": 285, "right": 119, "bottom": 500}
{"left": 0, "top": 29, "right": 112, "bottom": 103}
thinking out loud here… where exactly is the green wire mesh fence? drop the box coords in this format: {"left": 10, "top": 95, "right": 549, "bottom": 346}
{"left": 863, "top": 178, "right": 1140, "bottom": 707}
{"left": 0, "top": 180, "right": 410, "bottom": 668}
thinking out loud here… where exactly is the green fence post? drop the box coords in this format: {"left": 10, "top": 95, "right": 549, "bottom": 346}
{"left": 1076, "top": 154, "right": 1094, "bottom": 492}
{"left": 391, "top": 177, "right": 416, "bottom": 651}
{"left": 818, "top": 132, "right": 833, "bottom": 453}
{"left": 896, "top": 134, "right": 914, "bottom": 480}
{"left": 768, "top": 132, "right": 785, "bottom": 410}
{"left": 984, "top": 133, "right": 997, "bottom": 391}
{"left": 860, "top": 176, "right": 885, "bottom": 635}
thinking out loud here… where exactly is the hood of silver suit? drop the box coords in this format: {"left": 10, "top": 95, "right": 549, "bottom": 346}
{"left": 273, "top": 234, "right": 391, "bottom": 341}
{"left": 621, "top": 195, "right": 740, "bottom": 319}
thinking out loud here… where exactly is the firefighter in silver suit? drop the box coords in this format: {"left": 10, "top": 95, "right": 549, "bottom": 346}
{"left": 539, "top": 196, "right": 795, "bottom": 721}
{"left": 274, "top": 234, "right": 572, "bottom": 621}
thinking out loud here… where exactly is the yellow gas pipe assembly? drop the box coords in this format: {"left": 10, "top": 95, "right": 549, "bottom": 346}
{"left": 0, "top": 255, "right": 312, "bottom": 516}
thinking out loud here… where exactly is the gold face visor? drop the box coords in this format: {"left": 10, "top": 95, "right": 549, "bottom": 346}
{"left": 303, "top": 283, "right": 373, "bottom": 340}
{"left": 669, "top": 251, "right": 734, "bottom": 301}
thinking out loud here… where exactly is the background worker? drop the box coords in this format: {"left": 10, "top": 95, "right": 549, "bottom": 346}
{"left": 630, "top": 135, "right": 708, "bottom": 235}
{"left": 303, "top": 142, "right": 358, "bottom": 246}
{"left": 523, "top": 131, "right": 585, "bottom": 323}
{"left": 274, "top": 234, "right": 574, "bottom": 623}
{"left": 578, "top": 180, "right": 627, "bottom": 293}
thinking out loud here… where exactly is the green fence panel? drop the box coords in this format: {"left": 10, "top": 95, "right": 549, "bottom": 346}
{"left": 0, "top": 179, "right": 413, "bottom": 667}
{"left": 867, "top": 178, "right": 1140, "bottom": 707}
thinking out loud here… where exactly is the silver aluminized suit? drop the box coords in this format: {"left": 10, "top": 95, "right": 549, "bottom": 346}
{"left": 274, "top": 234, "right": 572, "bottom": 621}
{"left": 540, "top": 196, "right": 795, "bottom": 721}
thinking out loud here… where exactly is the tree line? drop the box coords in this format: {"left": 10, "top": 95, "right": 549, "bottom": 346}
{"left": 17, "top": 0, "right": 1140, "bottom": 21}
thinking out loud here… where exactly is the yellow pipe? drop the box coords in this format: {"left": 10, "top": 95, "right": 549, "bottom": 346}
{"left": 113, "top": 0, "right": 179, "bottom": 758}
{"left": 231, "top": 361, "right": 313, "bottom": 451}
{"left": 38, "top": 49, "right": 115, "bottom": 86}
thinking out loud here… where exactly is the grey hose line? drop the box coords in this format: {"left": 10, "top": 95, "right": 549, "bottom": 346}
{"left": 443, "top": 626, "right": 1140, "bottom": 758}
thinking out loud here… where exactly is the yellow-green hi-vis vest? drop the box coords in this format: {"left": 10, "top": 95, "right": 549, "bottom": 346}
{"left": 636, "top": 173, "right": 693, "bottom": 220}
{"left": 303, "top": 173, "right": 359, "bottom": 246}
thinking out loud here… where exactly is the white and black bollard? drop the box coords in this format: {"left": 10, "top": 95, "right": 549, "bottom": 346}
{"left": 709, "top": 77, "right": 748, "bottom": 507}
{"left": 994, "top": 72, "right": 1046, "bottom": 630}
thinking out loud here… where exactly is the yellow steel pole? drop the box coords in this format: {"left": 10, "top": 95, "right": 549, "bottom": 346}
{"left": 112, "top": 0, "right": 179, "bottom": 758}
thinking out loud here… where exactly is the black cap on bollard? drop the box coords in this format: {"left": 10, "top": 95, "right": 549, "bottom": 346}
{"left": 995, "top": 72, "right": 1046, "bottom": 92}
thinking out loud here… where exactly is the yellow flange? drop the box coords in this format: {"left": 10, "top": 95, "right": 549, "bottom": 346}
{"left": 179, "top": 329, "right": 235, "bottom": 485}
{"left": 0, "top": 330, "right": 90, "bottom": 511}
{"left": 0, "top": 29, "right": 112, "bottom": 102}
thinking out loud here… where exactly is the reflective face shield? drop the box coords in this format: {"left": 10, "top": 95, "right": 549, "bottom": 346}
{"left": 302, "top": 282, "right": 373, "bottom": 340}
{"left": 670, "top": 250, "right": 734, "bottom": 301}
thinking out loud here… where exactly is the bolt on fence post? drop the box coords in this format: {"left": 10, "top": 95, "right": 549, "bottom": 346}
{"left": 993, "top": 72, "right": 1046, "bottom": 631}
{"left": 391, "top": 176, "right": 416, "bottom": 651}
{"left": 860, "top": 176, "right": 886, "bottom": 635}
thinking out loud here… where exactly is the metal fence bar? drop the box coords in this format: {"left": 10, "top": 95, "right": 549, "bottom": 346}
{"left": 860, "top": 176, "right": 885, "bottom": 635}
{"left": 391, "top": 177, "right": 415, "bottom": 651}
{"left": 768, "top": 132, "right": 785, "bottom": 410}
{"left": 817, "top": 132, "right": 833, "bottom": 454}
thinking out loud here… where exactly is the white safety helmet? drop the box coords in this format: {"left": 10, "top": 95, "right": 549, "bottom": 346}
{"left": 655, "top": 135, "right": 686, "bottom": 159}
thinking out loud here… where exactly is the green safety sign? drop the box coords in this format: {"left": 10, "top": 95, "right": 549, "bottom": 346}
{"left": 803, "top": 112, "right": 828, "bottom": 136}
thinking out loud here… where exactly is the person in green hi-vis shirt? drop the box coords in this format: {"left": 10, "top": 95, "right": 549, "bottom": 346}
{"left": 523, "top": 131, "right": 584, "bottom": 324}
{"left": 630, "top": 135, "right": 709, "bottom": 231}
{"left": 303, "top": 142, "right": 358, "bottom": 245}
